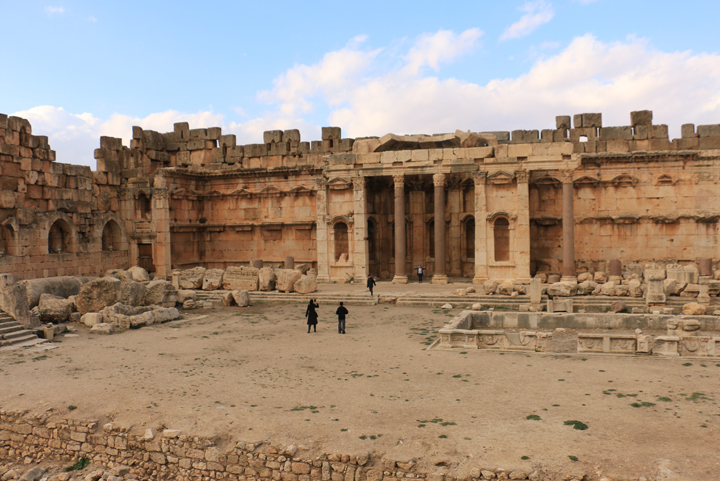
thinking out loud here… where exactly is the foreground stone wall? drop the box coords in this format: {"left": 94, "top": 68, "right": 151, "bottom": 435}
{"left": 0, "top": 411, "right": 551, "bottom": 481}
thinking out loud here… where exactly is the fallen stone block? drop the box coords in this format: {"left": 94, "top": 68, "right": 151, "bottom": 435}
{"left": 682, "top": 302, "right": 706, "bottom": 315}
{"left": 179, "top": 267, "right": 206, "bottom": 289}
{"left": 143, "top": 280, "right": 178, "bottom": 307}
{"left": 223, "top": 266, "right": 259, "bottom": 291}
{"left": 153, "top": 307, "right": 180, "bottom": 323}
{"left": 202, "top": 269, "right": 225, "bottom": 290}
{"left": 258, "top": 267, "right": 276, "bottom": 291}
{"left": 119, "top": 280, "right": 146, "bottom": 307}
{"left": 90, "top": 323, "right": 114, "bottom": 335}
{"left": 77, "top": 277, "right": 121, "bottom": 315}
{"left": 81, "top": 312, "right": 103, "bottom": 327}
{"left": 294, "top": 275, "right": 318, "bottom": 294}
{"left": 276, "top": 269, "right": 302, "bottom": 292}
{"left": 38, "top": 293, "right": 73, "bottom": 323}
{"left": 232, "top": 290, "right": 250, "bottom": 307}
{"left": 483, "top": 279, "right": 498, "bottom": 295}
{"left": 126, "top": 265, "right": 150, "bottom": 282}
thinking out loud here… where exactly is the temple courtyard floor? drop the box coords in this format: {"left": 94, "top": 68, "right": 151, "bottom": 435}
{"left": 1, "top": 286, "right": 719, "bottom": 480}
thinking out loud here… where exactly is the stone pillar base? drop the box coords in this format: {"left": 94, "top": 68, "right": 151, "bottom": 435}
{"left": 560, "top": 276, "right": 578, "bottom": 284}
{"left": 432, "top": 275, "right": 448, "bottom": 285}
{"left": 392, "top": 276, "right": 408, "bottom": 284}
{"left": 473, "top": 277, "right": 488, "bottom": 285}
{"left": 316, "top": 276, "right": 330, "bottom": 283}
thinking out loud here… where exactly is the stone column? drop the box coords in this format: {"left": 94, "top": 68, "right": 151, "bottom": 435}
{"left": 315, "top": 178, "right": 330, "bottom": 283}
{"left": 473, "top": 172, "right": 488, "bottom": 284}
{"left": 433, "top": 173, "right": 448, "bottom": 284}
{"left": 352, "top": 176, "right": 368, "bottom": 280}
{"left": 392, "top": 174, "right": 408, "bottom": 284}
{"left": 561, "top": 171, "right": 576, "bottom": 281}
{"left": 515, "top": 171, "right": 531, "bottom": 283}
{"left": 152, "top": 174, "right": 172, "bottom": 280}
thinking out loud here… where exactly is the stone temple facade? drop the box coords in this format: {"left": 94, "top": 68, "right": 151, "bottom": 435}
{"left": 1, "top": 110, "right": 720, "bottom": 283}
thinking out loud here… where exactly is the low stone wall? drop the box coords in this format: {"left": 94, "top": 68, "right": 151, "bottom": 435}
{"left": 0, "top": 410, "right": 561, "bottom": 481}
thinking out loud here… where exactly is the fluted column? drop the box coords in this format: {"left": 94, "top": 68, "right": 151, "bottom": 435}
{"left": 433, "top": 173, "right": 448, "bottom": 284}
{"left": 473, "top": 172, "right": 488, "bottom": 283}
{"left": 561, "top": 170, "right": 576, "bottom": 281}
{"left": 315, "top": 178, "right": 330, "bottom": 283}
{"left": 392, "top": 174, "right": 408, "bottom": 283}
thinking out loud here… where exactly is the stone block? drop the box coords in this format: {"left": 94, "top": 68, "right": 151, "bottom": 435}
{"left": 556, "top": 116, "right": 571, "bottom": 129}
{"left": 697, "top": 124, "right": 720, "bottom": 137}
{"left": 681, "top": 124, "right": 697, "bottom": 138}
{"left": 582, "top": 112, "right": 602, "bottom": 127}
{"left": 630, "top": 110, "right": 653, "bottom": 126}
{"left": 511, "top": 130, "right": 539, "bottom": 143}
{"left": 600, "top": 126, "right": 633, "bottom": 141}
{"left": 264, "top": 130, "right": 283, "bottom": 144}
{"left": 283, "top": 129, "right": 301, "bottom": 143}
{"left": 322, "top": 127, "right": 342, "bottom": 141}
{"left": 223, "top": 266, "right": 259, "bottom": 291}
{"left": 219, "top": 134, "right": 236, "bottom": 148}
{"left": 573, "top": 114, "right": 583, "bottom": 128}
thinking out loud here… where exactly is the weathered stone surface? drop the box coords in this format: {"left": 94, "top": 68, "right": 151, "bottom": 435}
{"left": 680, "top": 283, "right": 700, "bottom": 298}
{"left": 498, "top": 280, "right": 514, "bottom": 296}
{"left": 610, "top": 300, "right": 627, "bottom": 313}
{"left": 441, "top": 303, "right": 452, "bottom": 309}
{"left": 18, "top": 466, "right": 44, "bottom": 481}
{"left": 119, "top": 280, "right": 146, "bottom": 306}
{"left": 663, "top": 279, "right": 678, "bottom": 296}
{"left": 599, "top": 281, "right": 616, "bottom": 296}
{"left": 628, "top": 279, "right": 643, "bottom": 297}
{"left": 38, "top": 293, "right": 73, "bottom": 322}
{"left": 682, "top": 302, "right": 706, "bottom": 315}
{"left": 177, "top": 289, "right": 196, "bottom": 303}
{"left": 483, "top": 279, "right": 498, "bottom": 295}
{"left": 295, "top": 264, "right": 311, "bottom": 275}
{"left": 76, "top": 277, "right": 121, "bottom": 315}
{"left": 81, "top": 312, "right": 103, "bottom": 327}
{"left": 179, "top": 267, "right": 207, "bottom": 289}
{"left": 183, "top": 299, "right": 196, "bottom": 310}
{"left": 232, "top": 290, "right": 250, "bottom": 307}
{"left": 577, "top": 272, "right": 593, "bottom": 283}
{"left": 593, "top": 272, "right": 607, "bottom": 284}
{"left": 547, "top": 282, "right": 577, "bottom": 297}
{"left": 20, "top": 276, "right": 84, "bottom": 308}
{"left": 222, "top": 292, "right": 236, "bottom": 306}
{"left": 682, "top": 319, "right": 701, "bottom": 331}
{"left": 471, "top": 303, "right": 482, "bottom": 310}
{"left": 223, "top": 266, "right": 259, "bottom": 291}
{"left": 126, "top": 265, "right": 150, "bottom": 282}
{"left": 153, "top": 307, "right": 180, "bottom": 323}
{"left": 142, "top": 280, "right": 178, "bottom": 307}
{"left": 294, "top": 275, "right": 318, "bottom": 294}
{"left": 276, "top": 269, "right": 302, "bottom": 292}
{"left": 201, "top": 269, "right": 224, "bottom": 290}
{"left": 258, "top": 267, "right": 277, "bottom": 291}
{"left": 614, "top": 285, "right": 630, "bottom": 297}
{"left": 90, "top": 323, "right": 114, "bottom": 335}
{"left": 577, "top": 280, "right": 597, "bottom": 295}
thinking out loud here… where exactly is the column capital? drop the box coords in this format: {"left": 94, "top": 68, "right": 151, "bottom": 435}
{"left": 472, "top": 171, "right": 488, "bottom": 185}
{"left": 515, "top": 170, "right": 529, "bottom": 184}
{"left": 433, "top": 173, "right": 446, "bottom": 187}
{"left": 560, "top": 170, "right": 574, "bottom": 184}
{"left": 315, "top": 177, "right": 328, "bottom": 189}
{"left": 393, "top": 174, "right": 405, "bottom": 189}
{"left": 352, "top": 176, "right": 366, "bottom": 191}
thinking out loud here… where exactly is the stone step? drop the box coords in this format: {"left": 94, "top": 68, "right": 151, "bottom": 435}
{"left": 3, "top": 330, "right": 37, "bottom": 342}
{"left": 0, "top": 325, "right": 22, "bottom": 335}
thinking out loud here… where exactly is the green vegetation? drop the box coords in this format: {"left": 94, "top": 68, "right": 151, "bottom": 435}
{"left": 564, "top": 420, "right": 588, "bottom": 430}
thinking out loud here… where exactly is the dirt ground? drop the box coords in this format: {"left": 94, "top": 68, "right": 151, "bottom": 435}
{"left": 2, "top": 298, "right": 719, "bottom": 480}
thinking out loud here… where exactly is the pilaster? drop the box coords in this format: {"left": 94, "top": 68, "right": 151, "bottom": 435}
{"left": 432, "top": 173, "right": 448, "bottom": 284}
{"left": 560, "top": 170, "right": 576, "bottom": 282}
{"left": 352, "top": 176, "right": 368, "bottom": 280}
{"left": 315, "top": 178, "right": 330, "bottom": 283}
{"left": 152, "top": 174, "right": 172, "bottom": 280}
{"left": 515, "top": 170, "right": 531, "bottom": 283}
{"left": 473, "top": 172, "right": 488, "bottom": 284}
{"left": 392, "top": 174, "right": 408, "bottom": 284}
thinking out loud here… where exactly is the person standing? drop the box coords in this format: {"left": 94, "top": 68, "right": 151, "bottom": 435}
{"left": 367, "top": 275, "right": 376, "bottom": 297}
{"left": 305, "top": 299, "right": 319, "bottom": 333}
{"left": 336, "top": 301, "right": 348, "bottom": 334}
{"left": 417, "top": 265, "right": 424, "bottom": 283}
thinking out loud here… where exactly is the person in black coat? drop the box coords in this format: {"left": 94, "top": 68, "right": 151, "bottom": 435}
{"left": 305, "top": 299, "right": 319, "bottom": 333}
{"left": 336, "top": 302, "right": 348, "bottom": 334}
{"left": 367, "top": 275, "right": 376, "bottom": 297}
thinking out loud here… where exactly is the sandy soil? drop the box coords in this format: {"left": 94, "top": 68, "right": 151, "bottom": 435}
{"left": 2, "top": 299, "right": 719, "bottom": 480}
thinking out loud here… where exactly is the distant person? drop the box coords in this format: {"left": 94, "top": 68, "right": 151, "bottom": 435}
{"left": 417, "top": 265, "right": 424, "bottom": 283}
{"left": 367, "top": 275, "right": 376, "bottom": 297}
{"left": 305, "top": 299, "right": 319, "bottom": 333}
{"left": 336, "top": 302, "right": 348, "bottom": 334}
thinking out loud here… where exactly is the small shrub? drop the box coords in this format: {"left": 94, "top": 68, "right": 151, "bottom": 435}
{"left": 564, "top": 420, "right": 588, "bottom": 430}
{"left": 568, "top": 455, "right": 579, "bottom": 462}
{"left": 65, "top": 458, "right": 90, "bottom": 472}
{"left": 526, "top": 415, "right": 541, "bottom": 421}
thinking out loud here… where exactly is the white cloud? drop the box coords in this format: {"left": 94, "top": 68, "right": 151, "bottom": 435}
{"left": 500, "top": 1, "right": 554, "bottom": 41}
{"left": 44, "top": 6, "right": 64, "bottom": 15}
{"left": 13, "top": 32, "right": 720, "bottom": 168}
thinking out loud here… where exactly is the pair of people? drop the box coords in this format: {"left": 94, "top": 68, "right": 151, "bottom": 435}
{"left": 305, "top": 300, "right": 348, "bottom": 334}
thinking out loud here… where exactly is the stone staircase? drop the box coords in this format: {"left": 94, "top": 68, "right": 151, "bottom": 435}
{"left": 0, "top": 311, "right": 46, "bottom": 349}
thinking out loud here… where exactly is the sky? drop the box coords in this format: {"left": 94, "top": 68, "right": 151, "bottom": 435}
{"left": 2, "top": 0, "right": 720, "bottom": 169}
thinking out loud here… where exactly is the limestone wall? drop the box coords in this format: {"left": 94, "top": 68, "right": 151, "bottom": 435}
{"left": 0, "top": 114, "right": 129, "bottom": 280}
{"left": 0, "top": 410, "right": 549, "bottom": 481}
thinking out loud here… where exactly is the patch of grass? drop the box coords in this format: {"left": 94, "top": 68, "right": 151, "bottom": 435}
{"left": 630, "top": 402, "right": 656, "bottom": 408}
{"left": 657, "top": 397, "right": 672, "bottom": 402}
{"left": 65, "top": 457, "right": 90, "bottom": 472}
{"left": 685, "top": 392, "right": 709, "bottom": 402}
{"left": 290, "top": 405, "right": 317, "bottom": 411}
{"left": 683, "top": 363, "right": 693, "bottom": 367}
{"left": 452, "top": 374, "right": 462, "bottom": 378}
{"left": 68, "top": 405, "right": 77, "bottom": 411}
{"left": 417, "top": 424, "right": 426, "bottom": 428}
{"left": 526, "top": 415, "right": 541, "bottom": 421}
{"left": 341, "top": 428, "right": 348, "bottom": 432}
{"left": 32, "top": 355, "right": 48, "bottom": 362}
{"left": 568, "top": 455, "right": 578, "bottom": 462}
{"left": 438, "top": 434, "right": 447, "bottom": 439}
{"left": 521, "top": 456, "right": 530, "bottom": 460}
{"left": 564, "top": 420, "right": 588, "bottom": 430}
{"left": 359, "top": 435, "right": 367, "bottom": 440}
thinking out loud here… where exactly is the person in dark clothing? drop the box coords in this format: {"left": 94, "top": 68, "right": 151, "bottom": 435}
{"left": 336, "top": 302, "right": 348, "bottom": 334}
{"left": 417, "top": 265, "right": 424, "bottom": 283}
{"left": 367, "top": 275, "right": 376, "bottom": 297}
{"left": 305, "top": 299, "right": 319, "bottom": 333}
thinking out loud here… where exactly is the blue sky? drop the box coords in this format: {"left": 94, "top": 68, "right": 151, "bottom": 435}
{"left": 3, "top": 0, "right": 720, "bottom": 168}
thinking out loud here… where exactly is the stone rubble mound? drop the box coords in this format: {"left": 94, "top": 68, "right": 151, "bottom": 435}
{"left": 174, "top": 264, "right": 318, "bottom": 295}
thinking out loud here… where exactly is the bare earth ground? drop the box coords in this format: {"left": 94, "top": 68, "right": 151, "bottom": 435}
{"left": 2, "top": 284, "right": 720, "bottom": 480}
